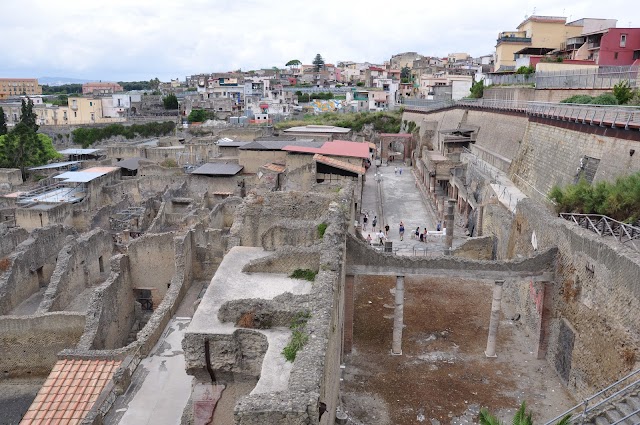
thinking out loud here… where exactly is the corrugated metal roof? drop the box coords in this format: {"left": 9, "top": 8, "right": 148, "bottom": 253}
{"left": 53, "top": 167, "right": 118, "bottom": 183}
{"left": 57, "top": 148, "right": 102, "bottom": 155}
{"left": 191, "top": 163, "right": 243, "bottom": 176}
{"left": 313, "top": 154, "right": 365, "bottom": 175}
{"left": 28, "top": 161, "right": 80, "bottom": 171}
{"left": 239, "top": 140, "right": 324, "bottom": 151}
{"left": 115, "top": 157, "right": 146, "bottom": 170}
{"left": 283, "top": 125, "right": 351, "bottom": 133}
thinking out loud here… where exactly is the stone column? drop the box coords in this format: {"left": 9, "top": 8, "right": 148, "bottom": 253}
{"left": 343, "top": 275, "right": 355, "bottom": 355}
{"left": 444, "top": 199, "right": 455, "bottom": 255}
{"left": 429, "top": 174, "right": 435, "bottom": 193}
{"left": 485, "top": 279, "right": 504, "bottom": 358}
{"left": 391, "top": 275, "right": 405, "bottom": 355}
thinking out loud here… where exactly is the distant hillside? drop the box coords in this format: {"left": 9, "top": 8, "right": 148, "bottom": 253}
{"left": 38, "top": 76, "right": 96, "bottom": 86}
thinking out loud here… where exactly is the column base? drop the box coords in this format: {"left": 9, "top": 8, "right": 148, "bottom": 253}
{"left": 390, "top": 349, "right": 403, "bottom": 356}
{"left": 484, "top": 351, "right": 497, "bottom": 358}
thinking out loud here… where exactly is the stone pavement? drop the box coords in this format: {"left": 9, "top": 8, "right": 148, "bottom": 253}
{"left": 359, "top": 162, "right": 466, "bottom": 256}
{"left": 105, "top": 317, "right": 193, "bottom": 425}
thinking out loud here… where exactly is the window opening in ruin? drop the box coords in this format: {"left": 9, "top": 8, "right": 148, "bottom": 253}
{"left": 36, "top": 266, "right": 45, "bottom": 288}
{"left": 98, "top": 256, "right": 104, "bottom": 273}
{"left": 136, "top": 289, "right": 153, "bottom": 311}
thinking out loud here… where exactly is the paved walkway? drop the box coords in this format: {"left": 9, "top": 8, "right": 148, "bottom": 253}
{"left": 359, "top": 162, "right": 466, "bottom": 256}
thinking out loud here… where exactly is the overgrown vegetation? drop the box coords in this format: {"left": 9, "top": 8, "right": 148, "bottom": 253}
{"left": 295, "top": 92, "right": 335, "bottom": 102}
{"left": 515, "top": 65, "right": 535, "bottom": 75}
{"left": 317, "top": 222, "right": 328, "bottom": 238}
{"left": 479, "top": 401, "right": 571, "bottom": 425}
{"left": 469, "top": 80, "right": 484, "bottom": 98}
{"left": 560, "top": 93, "right": 619, "bottom": 105}
{"left": 282, "top": 312, "right": 311, "bottom": 362}
{"left": 275, "top": 110, "right": 401, "bottom": 133}
{"left": 71, "top": 121, "right": 176, "bottom": 147}
{"left": 160, "top": 158, "right": 178, "bottom": 168}
{"left": 549, "top": 172, "right": 640, "bottom": 223}
{"left": 187, "top": 109, "right": 216, "bottom": 123}
{"left": 289, "top": 269, "right": 317, "bottom": 281}
{"left": 162, "top": 93, "right": 178, "bottom": 110}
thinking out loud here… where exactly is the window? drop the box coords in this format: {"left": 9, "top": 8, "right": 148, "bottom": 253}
{"left": 74, "top": 111, "right": 77, "bottom": 117}
{"left": 89, "top": 101, "right": 92, "bottom": 106}
{"left": 614, "top": 52, "right": 619, "bottom": 59}
{"left": 621, "top": 34, "right": 627, "bottom": 47}
{"left": 634, "top": 50, "right": 640, "bottom": 60}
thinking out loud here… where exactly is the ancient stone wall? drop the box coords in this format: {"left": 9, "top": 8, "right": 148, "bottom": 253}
{"left": 451, "top": 235, "right": 494, "bottom": 260}
{"left": 505, "top": 199, "right": 640, "bottom": 398}
{"left": 0, "top": 227, "right": 29, "bottom": 258}
{"left": 510, "top": 120, "right": 640, "bottom": 197}
{"left": 0, "top": 312, "right": 85, "bottom": 377}
{"left": 127, "top": 232, "right": 176, "bottom": 305}
{"left": 80, "top": 255, "right": 136, "bottom": 350}
{"left": 15, "top": 203, "right": 75, "bottom": 231}
{"left": 243, "top": 247, "right": 320, "bottom": 274}
{"left": 0, "top": 225, "right": 76, "bottom": 315}
{"left": 38, "top": 229, "right": 113, "bottom": 312}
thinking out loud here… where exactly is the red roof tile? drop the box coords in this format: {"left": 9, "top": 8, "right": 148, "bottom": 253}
{"left": 313, "top": 154, "right": 366, "bottom": 175}
{"left": 283, "top": 140, "right": 370, "bottom": 159}
{"left": 20, "top": 359, "right": 121, "bottom": 425}
{"left": 262, "top": 162, "right": 286, "bottom": 173}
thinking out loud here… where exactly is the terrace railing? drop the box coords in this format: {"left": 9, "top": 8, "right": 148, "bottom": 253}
{"left": 559, "top": 213, "right": 640, "bottom": 251}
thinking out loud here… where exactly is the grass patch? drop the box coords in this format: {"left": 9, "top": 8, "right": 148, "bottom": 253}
{"left": 317, "top": 222, "right": 328, "bottom": 238}
{"left": 289, "top": 269, "right": 317, "bottom": 281}
{"left": 282, "top": 312, "right": 311, "bottom": 362}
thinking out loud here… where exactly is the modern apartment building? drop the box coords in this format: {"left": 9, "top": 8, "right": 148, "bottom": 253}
{"left": 0, "top": 78, "right": 42, "bottom": 99}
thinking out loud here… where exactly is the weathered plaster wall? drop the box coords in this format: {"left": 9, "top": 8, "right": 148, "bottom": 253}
{"left": 0, "top": 312, "right": 85, "bottom": 377}
{"left": 15, "top": 203, "right": 75, "bottom": 231}
{"left": 38, "top": 229, "right": 113, "bottom": 312}
{"left": 505, "top": 199, "right": 640, "bottom": 398}
{"left": 0, "top": 225, "right": 76, "bottom": 315}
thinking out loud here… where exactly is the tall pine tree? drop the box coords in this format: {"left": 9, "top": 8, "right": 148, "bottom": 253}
{"left": 312, "top": 54, "right": 325, "bottom": 72}
{"left": 0, "top": 106, "right": 7, "bottom": 135}
{"left": 20, "top": 98, "right": 39, "bottom": 132}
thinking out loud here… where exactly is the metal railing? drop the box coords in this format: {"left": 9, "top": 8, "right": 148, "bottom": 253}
{"left": 401, "top": 99, "right": 455, "bottom": 110}
{"left": 559, "top": 213, "right": 640, "bottom": 251}
{"left": 487, "top": 74, "right": 535, "bottom": 86}
{"left": 544, "top": 368, "right": 640, "bottom": 425}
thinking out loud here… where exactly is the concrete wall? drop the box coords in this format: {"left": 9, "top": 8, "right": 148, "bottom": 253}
{"left": 38, "top": 229, "right": 113, "bottom": 312}
{"left": 504, "top": 199, "right": 640, "bottom": 398}
{"left": 510, "top": 120, "right": 640, "bottom": 198}
{"left": 0, "top": 225, "right": 76, "bottom": 315}
{"left": 0, "top": 312, "right": 85, "bottom": 377}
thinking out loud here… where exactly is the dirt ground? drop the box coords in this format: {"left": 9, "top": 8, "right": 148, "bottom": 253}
{"left": 340, "top": 275, "right": 575, "bottom": 425}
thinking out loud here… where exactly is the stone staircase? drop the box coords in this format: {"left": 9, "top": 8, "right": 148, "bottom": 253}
{"left": 545, "top": 369, "right": 640, "bottom": 425}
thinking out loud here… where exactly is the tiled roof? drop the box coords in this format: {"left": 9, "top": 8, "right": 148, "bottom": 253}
{"left": 313, "top": 154, "right": 365, "bottom": 175}
{"left": 262, "top": 163, "right": 286, "bottom": 173}
{"left": 20, "top": 359, "right": 121, "bottom": 424}
{"left": 283, "top": 140, "right": 370, "bottom": 159}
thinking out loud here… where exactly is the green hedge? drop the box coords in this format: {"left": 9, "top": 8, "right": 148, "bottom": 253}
{"left": 72, "top": 121, "right": 176, "bottom": 147}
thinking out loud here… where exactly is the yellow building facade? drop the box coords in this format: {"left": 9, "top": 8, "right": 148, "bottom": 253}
{"left": 495, "top": 16, "right": 583, "bottom": 70}
{"left": 0, "top": 78, "right": 42, "bottom": 99}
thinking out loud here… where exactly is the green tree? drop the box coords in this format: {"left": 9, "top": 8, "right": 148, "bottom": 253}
{"left": 20, "top": 99, "right": 39, "bottom": 132}
{"left": 613, "top": 80, "right": 633, "bottom": 104}
{"left": 149, "top": 77, "right": 161, "bottom": 91}
{"left": 187, "top": 109, "right": 214, "bottom": 123}
{"left": 400, "top": 66, "right": 411, "bottom": 81}
{"left": 163, "top": 93, "right": 179, "bottom": 110}
{"left": 470, "top": 80, "right": 484, "bottom": 98}
{"left": 312, "top": 54, "right": 325, "bottom": 72}
{"left": 0, "top": 123, "right": 61, "bottom": 177}
{"left": 515, "top": 65, "right": 535, "bottom": 75}
{"left": 286, "top": 59, "right": 302, "bottom": 68}
{"left": 0, "top": 107, "right": 7, "bottom": 136}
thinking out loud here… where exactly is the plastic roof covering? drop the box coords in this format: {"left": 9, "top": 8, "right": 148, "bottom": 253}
{"left": 57, "top": 148, "right": 102, "bottom": 155}
{"left": 28, "top": 161, "right": 80, "bottom": 171}
{"left": 53, "top": 170, "right": 111, "bottom": 182}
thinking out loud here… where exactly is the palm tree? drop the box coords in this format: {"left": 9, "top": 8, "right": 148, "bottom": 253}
{"left": 479, "top": 402, "right": 571, "bottom": 425}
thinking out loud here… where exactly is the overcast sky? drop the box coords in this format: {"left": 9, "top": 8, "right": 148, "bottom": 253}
{"left": 2, "top": 0, "right": 639, "bottom": 82}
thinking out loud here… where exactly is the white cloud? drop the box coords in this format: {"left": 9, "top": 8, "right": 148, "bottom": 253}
{"left": 1, "top": 0, "right": 639, "bottom": 81}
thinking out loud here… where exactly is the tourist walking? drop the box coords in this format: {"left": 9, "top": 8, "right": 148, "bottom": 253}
{"left": 366, "top": 234, "right": 372, "bottom": 245}
{"left": 399, "top": 221, "right": 405, "bottom": 241}
{"left": 372, "top": 215, "right": 377, "bottom": 231}
{"left": 384, "top": 223, "right": 390, "bottom": 237}
{"left": 363, "top": 213, "right": 368, "bottom": 231}
{"left": 377, "top": 230, "right": 385, "bottom": 245}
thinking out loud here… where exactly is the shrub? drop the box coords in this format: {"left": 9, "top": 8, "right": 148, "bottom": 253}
{"left": 613, "top": 80, "right": 633, "bottom": 104}
{"left": 160, "top": 158, "right": 178, "bottom": 168}
{"left": 560, "top": 95, "right": 594, "bottom": 104}
{"left": 71, "top": 121, "right": 175, "bottom": 147}
{"left": 590, "top": 93, "right": 618, "bottom": 105}
{"left": 289, "top": 269, "right": 317, "bottom": 281}
{"left": 282, "top": 312, "right": 311, "bottom": 362}
{"left": 317, "top": 222, "right": 328, "bottom": 238}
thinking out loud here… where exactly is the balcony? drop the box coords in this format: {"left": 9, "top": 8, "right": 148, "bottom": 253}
{"left": 587, "top": 42, "right": 601, "bottom": 50}
{"left": 497, "top": 36, "right": 532, "bottom": 44}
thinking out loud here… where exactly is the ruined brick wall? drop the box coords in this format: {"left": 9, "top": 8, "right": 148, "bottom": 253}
{"left": 127, "top": 232, "right": 176, "bottom": 304}
{"left": 0, "top": 227, "right": 29, "bottom": 258}
{"left": 243, "top": 247, "right": 320, "bottom": 274}
{"left": 80, "top": 255, "right": 136, "bottom": 350}
{"left": 0, "top": 225, "right": 76, "bottom": 315}
{"left": 451, "top": 235, "right": 494, "bottom": 260}
{"left": 0, "top": 312, "right": 85, "bottom": 377}
{"left": 39, "top": 229, "right": 113, "bottom": 312}
{"left": 505, "top": 199, "right": 640, "bottom": 398}
{"left": 510, "top": 121, "right": 640, "bottom": 198}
